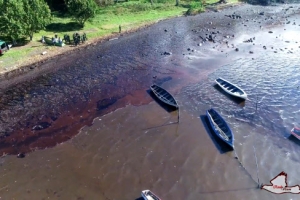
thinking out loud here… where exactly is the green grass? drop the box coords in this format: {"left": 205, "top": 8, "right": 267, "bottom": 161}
{"left": 0, "top": 0, "right": 239, "bottom": 70}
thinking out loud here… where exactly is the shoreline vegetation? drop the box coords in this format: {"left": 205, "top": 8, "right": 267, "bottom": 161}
{"left": 0, "top": 0, "right": 239, "bottom": 75}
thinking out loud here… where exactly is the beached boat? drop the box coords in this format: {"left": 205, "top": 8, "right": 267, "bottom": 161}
{"left": 215, "top": 77, "right": 247, "bottom": 100}
{"left": 150, "top": 84, "right": 178, "bottom": 108}
{"left": 291, "top": 126, "right": 300, "bottom": 140}
{"left": 44, "top": 37, "right": 65, "bottom": 47}
{"left": 141, "top": 190, "right": 161, "bottom": 200}
{"left": 206, "top": 108, "right": 234, "bottom": 149}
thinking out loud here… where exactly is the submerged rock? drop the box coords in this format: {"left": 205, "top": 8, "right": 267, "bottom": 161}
{"left": 97, "top": 97, "right": 118, "bottom": 110}
{"left": 163, "top": 51, "right": 172, "bottom": 55}
{"left": 17, "top": 153, "right": 25, "bottom": 158}
{"left": 32, "top": 122, "right": 51, "bottom": 131}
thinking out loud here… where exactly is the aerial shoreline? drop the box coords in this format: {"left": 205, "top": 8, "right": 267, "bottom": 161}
{"left": 0, "top": 3, "right": 299, "bottom": 200}
{"left": 0, "top": 2, "right": 299, "bottom": 156}
{"left": 0, "top": 2, "right": 242, "bottom": 88}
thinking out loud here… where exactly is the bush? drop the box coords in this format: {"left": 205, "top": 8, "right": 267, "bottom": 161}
{"left": 121, "top": 2, "right": 154, "bottom": 12}
{"left": 185, "top": 1, "right": 204, "bottom": 15}
{"left": 190, "top": 1, "right": 203, "bottom": 8}
{"left": 94, "top": 0, "right": 115, "bottom": 6}
{"left": 113, "top": 6, "right": 128, "bottom": 14}
{"left": 66, "top": 0, "right": 98, "bottom": 26}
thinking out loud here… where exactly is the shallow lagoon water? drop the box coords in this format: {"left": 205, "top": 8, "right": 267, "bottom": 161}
{"left": 0, "top": 3, "right": 300, "bottom": 200}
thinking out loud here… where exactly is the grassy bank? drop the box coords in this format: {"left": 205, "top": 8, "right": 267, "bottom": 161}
{"left": 0, "top": 0, "right": 238, "bottom": 72}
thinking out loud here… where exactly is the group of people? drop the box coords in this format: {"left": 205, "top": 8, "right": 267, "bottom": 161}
{"left": 41, "top": 35, "right": 63, "bottom": 45}
{"left": 41, "top": 32, "right": 87, "bottom": 46}
{"left": 52, "top": 35, "right": 63, "bottom": 44}
{"left": 64, "top": 32, "right": 87, "bottom": 46}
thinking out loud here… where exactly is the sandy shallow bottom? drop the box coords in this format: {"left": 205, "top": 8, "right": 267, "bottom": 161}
{"left": 0, "top": 103, "right": 299, "bottom": 200}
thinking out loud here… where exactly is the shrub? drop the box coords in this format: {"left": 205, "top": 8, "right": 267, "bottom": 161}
{"left": 185, "top": 1, "right": 204, "bottom": 15}
{"left": 94, "top": 0, "right": 115, "bottom": 6}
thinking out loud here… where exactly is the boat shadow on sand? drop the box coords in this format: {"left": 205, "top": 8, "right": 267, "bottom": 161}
{"left": 200, "top": 115, "right": 233, "bottom": 154}
{"left": 213, "top": 84, "right": 246, "bottom": 107}
{"left": 288, "top": 134, "right": 300, "bottom": 145}
{"left": 147, "top": 89, "right": 178, "bottom": 113}
{"left": 135, "top": 197, "right": 144, "bottom": 200}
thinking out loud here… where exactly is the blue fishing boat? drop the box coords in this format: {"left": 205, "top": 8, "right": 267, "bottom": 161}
{"left": 215, "top": 77, "right": 247, "bottom": 100}
{"left": 141, "top": 190, "right": 161, "bottom": 200}
{"left": 291, "top": 126, "right": 300, "bottom": 140}
{"left": 150, "top": 84, "right": 178, "bottom": 108}
{"left": 206, "top": 108, "right": 234, "bottom": 149}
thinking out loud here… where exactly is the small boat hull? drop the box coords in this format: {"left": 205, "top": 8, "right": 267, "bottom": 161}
{"left": 215, "top": 77, "right": 247, "bottom": 100}
{"left": 150, "top": 84, "right": 178, "bottom": 108}
{"left": 291, "top": 127, "right": 300, "bottom": 140}
{"left": 141, "top": 190, "right": 161, "bottom": 200}
{"left": 44, "top": 37, "right": 65, "bottom": 47}
{"left": 206, "top": 108, "right": 234, "bottom": 149}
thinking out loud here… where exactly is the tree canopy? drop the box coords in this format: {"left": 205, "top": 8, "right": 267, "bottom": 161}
{"left": 23, "top": 0, "right": 52, "bottom": 41}
{"left": 0, "top": 0, "right": 51, "bottom": 42}
{"left": 0, "top": 0, "right": 26, "bottom": 42}
{"left": 65, "top": 0, "right": 98, "bottom": 27}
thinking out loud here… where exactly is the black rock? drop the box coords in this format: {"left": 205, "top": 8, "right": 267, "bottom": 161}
{"left": 32, "top": 122, "right": 51, "bottom": 131}
{"left": 97, "top": 97, "right": 118, "bottom": 110}
{"left": 17, "top": 153, "right": 25, "bottom": 158}
{"left": 163, "top": 51, "right": 172, "bottom": 55}
{"left": 51, "top": 116, "right": 58, "bottom": 121}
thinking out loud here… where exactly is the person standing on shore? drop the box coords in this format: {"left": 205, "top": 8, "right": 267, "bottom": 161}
{"left": 73, "top": 33, "right": 76, "bottom": 45}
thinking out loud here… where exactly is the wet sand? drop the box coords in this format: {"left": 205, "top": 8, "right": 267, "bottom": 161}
{"left": 0, "top": 103, "right": 298, "bottom": 200}
{"left": 0, "top": 104, "right": 257, "bottom": 199}
{"left": 0, "top": 2, "right": 300, "bottom": 200}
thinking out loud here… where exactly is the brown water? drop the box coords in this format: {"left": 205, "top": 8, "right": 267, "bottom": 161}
{"left": 0, "top": 103, "right": 298, "bottom": 200}
{"left": 1, "top": 3, "right": 300, "bottom": 200}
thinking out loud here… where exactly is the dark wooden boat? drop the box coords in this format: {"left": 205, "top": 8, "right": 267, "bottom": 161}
{"left": 291, "top": 126, "right": 300, "bottom": 140}
{"left": 141, "top": 190, "right": 161, "bottom": 200}
{"left": 206, "top": 108, "right": 234, "bottom": 149}
{"left": 150, "top": 84, "right": 178, "bottom": 108}
{"left": 215, "top": 77, "right": 247, "bottom": 100}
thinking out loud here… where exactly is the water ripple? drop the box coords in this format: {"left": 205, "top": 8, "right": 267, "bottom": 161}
{"left": 183, "top": 53, "right": 300, "bottom": 144}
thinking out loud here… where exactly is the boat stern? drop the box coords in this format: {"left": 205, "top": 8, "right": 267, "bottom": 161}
{"left": 291, "top": 127, "right": 300, "bottom": 140}
{"left": 141, "top": 190, "right": 150, "bottom": 199}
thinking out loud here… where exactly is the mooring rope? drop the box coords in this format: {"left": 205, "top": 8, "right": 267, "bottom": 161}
{"left": 233, "top": 149, "right": 261, "bottom": 188}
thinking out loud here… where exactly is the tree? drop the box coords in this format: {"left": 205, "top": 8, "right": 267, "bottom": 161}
{"left": 0, "top": 0, "right": 51, "bottom": 42}
{"left": 175, "top": 0, "right": 179, "bottom": 6}
{"left": 22, "top": 0, "right": 52, "bottom": 41}
{"left": 65, "top": 0, "right": 98, "bottom": 27}
{"left": 44, "top": 0, "right": 67, "bottom": 11}
{"left": 0, "top": 0, "right": 25, "bottom": 43}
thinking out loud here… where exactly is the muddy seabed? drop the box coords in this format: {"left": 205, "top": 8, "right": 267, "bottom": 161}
{"left": 1, "top": 3, "right": 300, "bottom": 200}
